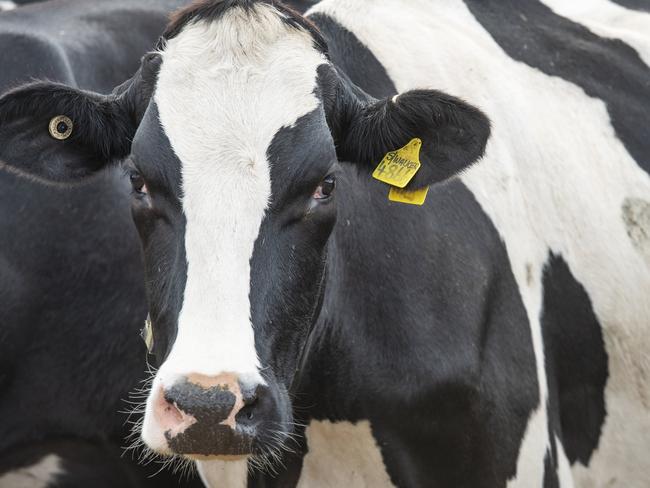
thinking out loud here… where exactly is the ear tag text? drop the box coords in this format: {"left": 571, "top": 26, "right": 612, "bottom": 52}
{"left": 389, "top": 186, "right": 429, "bottom": 206}
{"left": 372, "top": 138, "right": 422, "bottom": 188}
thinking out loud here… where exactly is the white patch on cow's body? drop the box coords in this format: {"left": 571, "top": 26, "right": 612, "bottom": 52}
{"left": 141, "top": 3, "right": 327, "bottom": 452}
{"left": 556, "top": 437, "right": 575, "bottom": 488}
{"left": 540, "top": 0, "right": 650, "bottom": 67}
{"left": 196, "top": 421, "right": 394, "bottom": 488}
{"left": 0, "top": 454, "right": 63, "bottom": 488}
{"left": 297, "top": 420, "right": 395, "bottom": 488}
{"left": 196, "top": 458, "right": 248, "bottom": 488}
{"left": 0, "top": 1, "right": 16, "bottom": 12}
{"left": 309, "top": 1, "right": 650, "bottom": 487}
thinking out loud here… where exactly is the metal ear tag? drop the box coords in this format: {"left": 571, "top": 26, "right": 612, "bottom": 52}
{"left": 48, "top": 115, "right": 73, "bottom": 140}
{"left": 141, "top": 314, "right": 154, "bottom": 353}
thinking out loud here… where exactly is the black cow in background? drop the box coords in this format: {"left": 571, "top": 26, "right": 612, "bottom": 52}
{"left": 0, "top": 0, "right": 204, "bottom": 486}
{"left": 0, "top": 0, "right": 188, "bottom": 94}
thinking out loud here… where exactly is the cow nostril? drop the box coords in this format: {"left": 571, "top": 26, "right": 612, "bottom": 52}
{"left": 242, "top": 394, "right": 258, "bottom": 419}
{"left": 237, "top": 386, "right": 264, "bottom": 425}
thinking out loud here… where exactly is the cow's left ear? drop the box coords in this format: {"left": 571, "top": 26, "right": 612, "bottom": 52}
{"left": 0, "top": 53, "right": 160, "bottom": 181}
{"left": 322, "top": 70, "right": 491, "bottom": 190}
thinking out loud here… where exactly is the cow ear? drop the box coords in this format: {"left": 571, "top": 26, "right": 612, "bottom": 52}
{"left": 0, "top": 53, "right": 160, "bottom": 181}
{"left": 323, "top": 69, "right": 491, "bottom": 190}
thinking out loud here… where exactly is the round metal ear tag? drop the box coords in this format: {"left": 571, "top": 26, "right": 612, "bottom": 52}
{"left": 141, "top": 314, "right": 154, "bottom": 353}
{"left": 48, "top": 115, "right": 73, "bottom": 140}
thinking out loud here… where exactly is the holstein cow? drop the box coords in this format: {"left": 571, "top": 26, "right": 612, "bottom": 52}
{"left": 1, "top": 0, "right": 649, "bottom": 487}
{"left": 0, "top": 0, "right": 207, "bottom": 486}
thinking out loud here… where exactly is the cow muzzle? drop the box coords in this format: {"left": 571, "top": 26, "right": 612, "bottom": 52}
{"left": 146, "top": 372, "right": 278, "bottom": 457}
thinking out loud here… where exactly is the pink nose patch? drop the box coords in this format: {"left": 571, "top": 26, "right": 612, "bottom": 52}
{"left": 153, "top": 386, "right": 197, "bottom": 438}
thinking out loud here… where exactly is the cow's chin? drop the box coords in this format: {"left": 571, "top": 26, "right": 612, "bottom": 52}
{"left": 187, "top": 454, "right": 249, "bottom": 462}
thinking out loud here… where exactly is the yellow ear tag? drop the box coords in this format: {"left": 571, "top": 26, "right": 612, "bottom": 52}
{"left": 141, "top": 314, "right": 154, "bottom": 353}
{"left": 372, "top": 138, "right": 422, "bottom": 188}
{"left": 389, "top": 186, "right": 429, "bottom": 205}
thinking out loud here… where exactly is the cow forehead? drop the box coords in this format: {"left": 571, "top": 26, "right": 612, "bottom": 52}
{"left": 154, "top": 4, "right": 328, "bottom": 185}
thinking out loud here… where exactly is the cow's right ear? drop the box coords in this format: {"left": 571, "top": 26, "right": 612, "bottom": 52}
{"left": 0, "top": 53, "right": 160, "bottom": 181}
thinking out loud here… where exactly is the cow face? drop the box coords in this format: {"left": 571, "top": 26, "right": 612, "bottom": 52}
{"left": 128, "top": 3, "right": 336, "bottom": 460}
{"left": 0, "top": 0, "right": 489, "bottom": 464}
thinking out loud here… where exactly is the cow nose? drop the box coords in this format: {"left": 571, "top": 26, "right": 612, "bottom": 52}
{"left": 153, "top": 372, "right": 268, "bottom": 456}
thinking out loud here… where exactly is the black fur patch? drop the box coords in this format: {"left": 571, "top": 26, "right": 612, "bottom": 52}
{"left": 610, "top": 0, "right": 650, "bottom": 12}
{"left": 310, "top": 14, "right": 396, "bottom": 100}
{"left": 128, "top": 101, "right": 187, "bottom": 363}
{"left": 541, "top": 253, "right": 608, "bottom": 466}
{"left": 543, "top": 449, "right": 560, "bottom": 488}
{"left": 464, "top": 0, "right": 650, "bottom": 175}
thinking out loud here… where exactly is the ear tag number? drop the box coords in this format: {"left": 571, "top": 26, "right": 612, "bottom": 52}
{"left": 389, "top": 186, "right": 429, "bottom": 206}
{"left": 141, "top": 314, "right": 154, "bottom": 353}
{"left": 372, "top": 138, "right": 422, "bottom": 188}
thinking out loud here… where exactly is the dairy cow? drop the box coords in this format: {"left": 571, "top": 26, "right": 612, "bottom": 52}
{"left": 2, "top": 0, "right": 649, "bottom": 487}
{"left": 0, "top": 0, "right": 204, "bottom": 486}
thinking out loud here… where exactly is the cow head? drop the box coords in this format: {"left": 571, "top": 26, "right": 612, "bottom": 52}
{"left": 0, "top": 0, "right": 490, "bottom": 466}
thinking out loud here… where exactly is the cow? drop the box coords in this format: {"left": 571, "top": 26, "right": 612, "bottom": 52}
{"left": 0, "top": 0, "right": 206, "bottom": 486}
{"left": 1, "top": 0, "right": 649, "bottom": 487}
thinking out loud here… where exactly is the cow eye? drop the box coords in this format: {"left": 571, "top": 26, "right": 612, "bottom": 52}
{"left": 130, "top": 171, "right": 147, "bottom": 195}
{"left": 313, "top": 175, "right": 336, "bottom": 200}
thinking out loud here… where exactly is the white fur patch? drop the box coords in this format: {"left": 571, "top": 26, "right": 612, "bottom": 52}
{"left": 309, "top": 1, "right": 650, "bottom": 486}
{"left": 540, "top": 0, "right": 650, "bottom": 67}
{"left": 141, "top": 3, "right": 327, "bottom": 451}
{"left": 196, "top": 458, "right": 248, "bottom": 488}
{"left": 0, "top": 1, "right": 16, "bottom": 12}
{"left": 297, "top": 420, "right": 395, "bottom": 488}
{"left": 0, "top": 454, "right": 63, "bottom": 488}
{"left": 196, "top": 421, "right": 394, "bottom": 488}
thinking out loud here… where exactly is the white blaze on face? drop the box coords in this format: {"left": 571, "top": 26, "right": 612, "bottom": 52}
{"left": 141, "top": 4, "right": 326, "bottom": 451}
